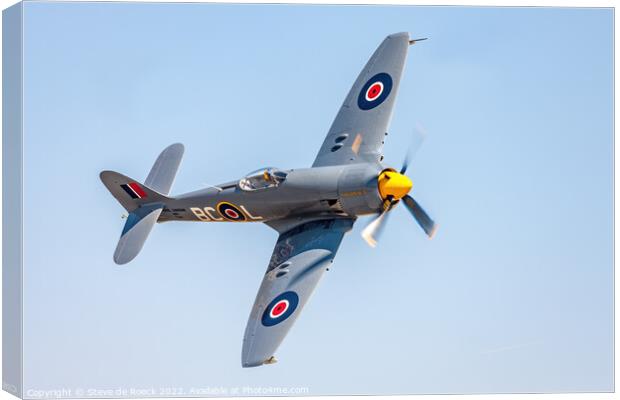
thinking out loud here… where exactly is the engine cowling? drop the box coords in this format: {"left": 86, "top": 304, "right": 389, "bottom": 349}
{"left": 337, "top": 164, "right": 384, "bottom": 216}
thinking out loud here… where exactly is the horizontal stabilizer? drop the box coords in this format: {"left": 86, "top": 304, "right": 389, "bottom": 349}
{"left": 114, "top": 205, "right": 163, "bottom": 265}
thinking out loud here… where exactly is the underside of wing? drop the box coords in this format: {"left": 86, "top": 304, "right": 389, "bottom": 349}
{"left": 313, "top": 32, "right": 411, "bottom": 168}
{"left": 242, "top": 218, "right": 354, "bottom": 367}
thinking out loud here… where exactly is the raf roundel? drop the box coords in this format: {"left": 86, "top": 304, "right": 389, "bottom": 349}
{"left": 365, "top": 82, "right": 384, "bottom": 101}
{"left": 270, "top": 300, "right": 289, "bottom": 318}
{"left": 217, "top": 202, "right": 247, "bottom": 222}
{"left": 357, "top": 72, "right": 393, "bottom": 110}
{"left": 262, "top": 291, "right": 299, "bottom": 327}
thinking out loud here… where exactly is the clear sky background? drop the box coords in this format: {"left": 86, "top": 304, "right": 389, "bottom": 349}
{"left": 20, "top": 2, "right": 612, "bottom": 395}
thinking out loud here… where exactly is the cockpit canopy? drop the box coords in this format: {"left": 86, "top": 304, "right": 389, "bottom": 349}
{"left": 239, "top": 167, "right": 288, "bottom": 191}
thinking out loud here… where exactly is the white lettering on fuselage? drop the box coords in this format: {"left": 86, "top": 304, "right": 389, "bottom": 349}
{"left": 190, "top": 207, "right": 210, "bottom": 221}
{"left": 204, "top": 206, "right": 223, "bottom": 221}
{"left": 240, "top": 205, "right": 264, "bottom": 220}
{"left": 190, "top": 205, "right": 263, "bottom": 221}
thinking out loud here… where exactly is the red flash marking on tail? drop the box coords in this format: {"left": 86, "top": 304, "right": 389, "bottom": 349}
{"left": 128, "top": 182, "right": 147, "bottom": 199}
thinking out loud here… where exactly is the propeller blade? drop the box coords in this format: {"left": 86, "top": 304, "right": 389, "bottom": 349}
{"left": 403, "top": 195, "right": 437, "bottom": 238}
{"left": 361, "top": 200, "right": 395, "bottom": 247}
{"left": 400, "top": 122, "right": 428, "bottom": 174}
{"left": 361, "top": 211, "right": 390, "bottom": 248}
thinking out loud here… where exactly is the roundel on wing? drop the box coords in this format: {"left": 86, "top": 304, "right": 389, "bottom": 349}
{"left": 217, "top": 202, "right": 246, "bottom": 221}
{"left": 357, "top": 72, "right": 393, "bottom": 110}
{"left": 261, "top": 291, "right": 299, "bottom": 327}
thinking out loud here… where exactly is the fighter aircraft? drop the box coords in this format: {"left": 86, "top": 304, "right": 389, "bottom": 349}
{"left": 100, "top": 32, "right": 436, "bottom": 367}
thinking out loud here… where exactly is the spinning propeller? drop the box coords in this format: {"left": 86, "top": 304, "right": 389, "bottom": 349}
{"left": 361, "top": 126, "right": 437, "bottom": 247}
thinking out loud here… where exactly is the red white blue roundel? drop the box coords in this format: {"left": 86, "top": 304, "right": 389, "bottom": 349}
{"left": 357, "top": 73, "right": 393, "bottom": 110}
{"left": 262, "top": 291, "right": 299, "bottom": 327}
{"left": 217, "top": 202, "right": 246, "bottom": 221}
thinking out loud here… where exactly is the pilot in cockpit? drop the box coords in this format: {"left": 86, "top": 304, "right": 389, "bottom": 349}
{"left": 263, "top": 170, "right": 274, "bottom": 184}
{"left": 239, "top": 168, "right": 287, "bottom": 191}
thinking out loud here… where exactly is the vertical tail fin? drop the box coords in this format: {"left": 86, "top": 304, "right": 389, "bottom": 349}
{"left": 144, "top": 143, "right": 184, "bottom": 195}
{"left": 100, "top": 143, "right": 184, "bottom": 264}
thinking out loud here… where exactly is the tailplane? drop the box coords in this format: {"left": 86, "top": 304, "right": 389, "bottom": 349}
{"left": 100, "top": 143, "right": 184, "bottom": 264}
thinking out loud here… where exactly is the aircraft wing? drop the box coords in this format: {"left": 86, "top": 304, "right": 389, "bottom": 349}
{"left": 312, "top": 32, "right": 411, "bottom": 168}
{"left": 242, "top": 218, "right": 354, "bottom": 367}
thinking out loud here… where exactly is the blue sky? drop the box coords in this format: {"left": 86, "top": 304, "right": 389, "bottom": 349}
{"left": 20, "top": 2, "right": 612, "bottom": 395}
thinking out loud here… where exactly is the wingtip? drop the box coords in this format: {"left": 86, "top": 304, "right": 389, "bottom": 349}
{"left": 166, "top": 142, "right": 185, "bottom": 154}
{"left": 388, "top": 31, "right": 410, "bottom": 39}
{"left": 241, "top": 362, "right": 263, "bottom": 368}
{"left": 241, "top": 356, "right": 277, "bottom": 368}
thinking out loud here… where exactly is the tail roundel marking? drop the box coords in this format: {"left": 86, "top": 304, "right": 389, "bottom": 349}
{"left": 121, "top": 182, "right": 147, "bottom": 199}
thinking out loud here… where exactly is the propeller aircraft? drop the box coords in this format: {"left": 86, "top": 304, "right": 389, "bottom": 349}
{"left": 100, "top": 32, "right": 436, "bottom": 367}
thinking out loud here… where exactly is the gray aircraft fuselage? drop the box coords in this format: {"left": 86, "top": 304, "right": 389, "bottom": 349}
{"left": 157, "top": 163, "right": 386, "bottom": 224}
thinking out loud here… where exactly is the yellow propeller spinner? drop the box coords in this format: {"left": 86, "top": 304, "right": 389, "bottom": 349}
{"left": 377, "top": 169, "right": 413, "bottom": 202}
